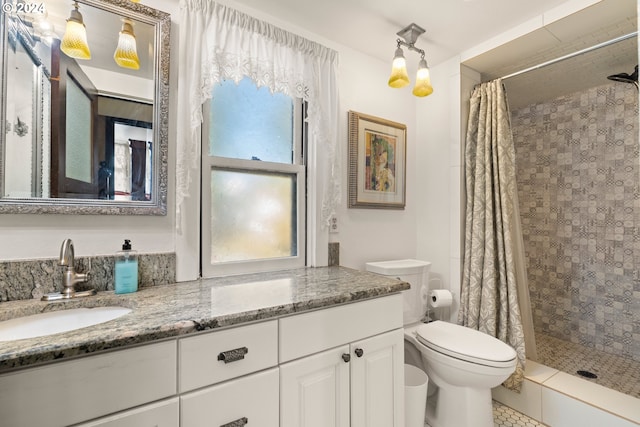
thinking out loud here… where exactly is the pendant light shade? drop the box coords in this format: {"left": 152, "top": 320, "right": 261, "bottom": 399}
{"left": 388, "top": 47, "right": 410, "bottom": 88}
{"left": 412, "top": 59, "right": 433, "bottom": 97}
{"left": 60, "top": 1, "right": 91, "bottom": 60}
{"left": 387, "top": 23, "right": 433, "bottom": 97}
{"left": 114, "top": 18, "right": 140, "bottom": 70}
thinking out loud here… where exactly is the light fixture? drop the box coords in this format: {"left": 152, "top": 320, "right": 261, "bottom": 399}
{"left": 114, "top": 18, "right": 140, "bottom": 70}
{"left": 387, "top": 23, "right": 433, "bottom": 97}
{"left": 413, "top": 58, "right": 433, "bottom": 97}
{"left": 388, "top": 46, "right": 410, "bottom": 88}
{"left": 60, "top": 1, "right": 91, "bottom": 60}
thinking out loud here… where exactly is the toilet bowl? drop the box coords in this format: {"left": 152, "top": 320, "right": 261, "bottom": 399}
{"left": 405, "top": 321, "right": 517, "bottom": 427}
{"left": 365, "top": 260, "right": 517, "bottom": 427}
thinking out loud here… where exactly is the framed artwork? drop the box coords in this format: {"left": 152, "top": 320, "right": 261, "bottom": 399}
{"left": 348, "top": 111, "right": 406, "bottom": 209}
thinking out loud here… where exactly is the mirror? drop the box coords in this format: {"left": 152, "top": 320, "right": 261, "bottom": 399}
{"left": 0, "top": 0, "right": 169, "bottom": 214}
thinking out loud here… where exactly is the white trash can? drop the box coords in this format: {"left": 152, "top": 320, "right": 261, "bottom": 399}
{"left": 405, "top": 364, "right": 429, "bottom": 427}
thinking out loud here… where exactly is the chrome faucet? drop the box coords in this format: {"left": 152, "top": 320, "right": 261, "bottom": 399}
{"left": 41, "top": 239, "right": 96, "bottom": 301}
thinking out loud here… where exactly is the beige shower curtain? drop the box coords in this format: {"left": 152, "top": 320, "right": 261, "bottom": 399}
{"left": 458, "top": 79, "right": 536, "bottom": 392}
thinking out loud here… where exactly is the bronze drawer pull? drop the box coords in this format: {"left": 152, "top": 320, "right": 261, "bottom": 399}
{"left": 217, "top": 347, "right": 248, "bottom": 363}
{"left": 220, "top": 417, "right": 248, "bottom": 427}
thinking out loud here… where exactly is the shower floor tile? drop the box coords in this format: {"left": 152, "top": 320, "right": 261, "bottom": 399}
{"left": 424, "top": 401, "right": 546, "bottom": 427}
{"left": 535, "top": 333, "right": 640, "bottom": 398}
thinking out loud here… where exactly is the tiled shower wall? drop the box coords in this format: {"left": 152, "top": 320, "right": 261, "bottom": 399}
{"left": 510, "top": 83, "right": 639, "bottom": 362}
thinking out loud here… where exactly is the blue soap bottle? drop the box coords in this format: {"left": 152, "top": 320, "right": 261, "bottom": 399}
{"left": 115, "top": 239, "right": 138, "bottom": 294}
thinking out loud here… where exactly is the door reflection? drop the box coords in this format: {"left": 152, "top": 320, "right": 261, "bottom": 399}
{"left": 103, "top": 119, "right": 152, "bottom": 200}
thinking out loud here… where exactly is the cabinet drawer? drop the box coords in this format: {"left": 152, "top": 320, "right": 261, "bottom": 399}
{"left": 75, "top": 398, "right": 179, "bottom": 427}
{"left": 181, "top": 368, "right": 279, "bottom": 427}
{"left": 0, "top": 341, "right": 177, "bottom": 427}
{"left": 179, "top": 320, "right": 278, "bottom": 392}
{"left": 279, "top": 294, "right": 402, "bottom": 362}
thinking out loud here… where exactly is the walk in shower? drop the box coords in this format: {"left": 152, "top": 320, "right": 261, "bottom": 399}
{"left": 504, "top": 30, "right": 640, "bottom": 399}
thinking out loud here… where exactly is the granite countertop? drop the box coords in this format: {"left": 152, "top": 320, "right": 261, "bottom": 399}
{"left": 0, "top": 266, "right": 409, "bottom": 373}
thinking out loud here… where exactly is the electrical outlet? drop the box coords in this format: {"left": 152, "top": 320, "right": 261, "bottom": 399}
{"left": 329, "top": 215, "right": 339, "bottom": 233}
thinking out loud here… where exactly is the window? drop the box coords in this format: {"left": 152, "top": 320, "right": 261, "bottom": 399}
{"left": 201, "top": 77, "right": 306, "bottom": 277}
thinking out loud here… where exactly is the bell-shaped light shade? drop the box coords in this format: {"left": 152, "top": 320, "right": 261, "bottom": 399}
{"left": 388, "top": 47, "right": 410, "bottom": 88}
{"left": 412, "top": 59, "right": 433, "bottom": 97}
{"left": 114, "top": 19, "right": 140, "bottom": 70}
{"left": 60, "top": 3, "right": 91, "bottom": 60}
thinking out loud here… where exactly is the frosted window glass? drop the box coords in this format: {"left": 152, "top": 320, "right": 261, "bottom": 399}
{"left": 209, "top": 78, "right": 294, "bottom": 163}
{"left": 211, "top": 169, "right": 297, "bottom": 263}
{"left": 65, "top": 77, "right": 92, "bottom": 183}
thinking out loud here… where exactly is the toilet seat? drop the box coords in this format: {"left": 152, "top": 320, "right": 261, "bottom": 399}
{"left": 416, "top": 321, "right": 517, "bottom": 368}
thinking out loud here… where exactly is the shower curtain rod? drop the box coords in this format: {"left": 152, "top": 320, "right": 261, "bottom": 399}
{"left": 500, "top": 31, "right": 638, "bottom": 81}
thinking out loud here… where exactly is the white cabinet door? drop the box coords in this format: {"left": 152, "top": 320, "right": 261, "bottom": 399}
{"left": 75, "top": 398, "right": 179, "bottom": 427}
{"left": 280, "top": 345, "right": 351, "bottom": 427}
{"left": 350, "top": 329, "right": 405, "bottom": 427}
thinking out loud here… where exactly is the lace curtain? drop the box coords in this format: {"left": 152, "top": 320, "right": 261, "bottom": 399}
{"left": 177, "top": 0, "right": 340, "bottom": 227}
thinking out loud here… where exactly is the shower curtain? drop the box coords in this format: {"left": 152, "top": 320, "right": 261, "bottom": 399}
{"left": 458, "top": 79, "right": 536, "bottom": 392}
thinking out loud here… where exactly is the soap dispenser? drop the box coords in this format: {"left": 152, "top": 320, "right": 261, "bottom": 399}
{"left": 115, "top": 239, "right": 138, "bottom": 294}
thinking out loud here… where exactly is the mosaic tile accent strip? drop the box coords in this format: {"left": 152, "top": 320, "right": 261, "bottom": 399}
{"left": 511, "top": 82, "right": 640, "bottom": 362}
{"left": 0, "top": 252, "right": 176, "bottom": 302}
{"left": 536, "top": 332, "right": 640, "bottom": 398}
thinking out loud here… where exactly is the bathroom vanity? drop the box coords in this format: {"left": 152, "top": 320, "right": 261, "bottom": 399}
{"left": 0, "top": 267, "right": 408, "bottom": 427}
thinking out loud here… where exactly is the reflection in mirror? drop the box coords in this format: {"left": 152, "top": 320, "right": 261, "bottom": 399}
{"left": 0, "top": 0, "right": 169, "bottom": 214}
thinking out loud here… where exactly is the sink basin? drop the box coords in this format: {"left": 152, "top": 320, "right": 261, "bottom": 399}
{"left": 0, "top": 307, "right": 132, "bottom": 342}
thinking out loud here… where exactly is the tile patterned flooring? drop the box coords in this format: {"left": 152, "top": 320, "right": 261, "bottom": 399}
{"left": 424, "top": 402, "right": 545, "bottom": 427}
{"left": 492, "top": 401, "right": 545, "bottom": 427}
{"left": 535, "top": 332, "right": 640, "bottom": 398}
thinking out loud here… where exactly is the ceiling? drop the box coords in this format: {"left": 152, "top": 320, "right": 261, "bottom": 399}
{"left": 228, "top": 0, "right": 575, "bottom": 65}
{"left": 463, "top": 0, "right": 638, "bottom": 108}
{"left": 31, "top": 0, "right": 638, "bottom": 108}
{"left": 229, "top": 0, "right": 637, "bottom": 108}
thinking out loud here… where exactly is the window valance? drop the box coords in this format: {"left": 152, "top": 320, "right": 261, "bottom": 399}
{"left": 177, "top": 0, "right": 340, "bottom": 228}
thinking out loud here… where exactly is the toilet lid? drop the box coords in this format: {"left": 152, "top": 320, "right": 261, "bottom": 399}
{"left": 416, "top": 321, "right": 517, "bottom": 368}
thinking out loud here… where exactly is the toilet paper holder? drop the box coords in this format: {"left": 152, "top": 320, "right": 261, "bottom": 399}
{"left": 428, "top": 289, "right": 454, "bottom": 308}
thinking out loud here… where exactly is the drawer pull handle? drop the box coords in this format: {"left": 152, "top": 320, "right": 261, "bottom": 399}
{"left": 218, "top": 347, "right": 248, "bottom": 363}
{"left": 355, "top": 348, "right": 364, "bottom": 357}
{"left": 342, "top": 353, "right": 351, "bottom": 363}
{"left": 220, "top": 417, "right": 248, "bottom": 427}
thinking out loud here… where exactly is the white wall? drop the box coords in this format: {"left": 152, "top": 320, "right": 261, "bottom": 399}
{"left": 333, "top": 48, "right": 418, "bottom": 271}
{"left": 414, "top": 56, "right": 475, "bottom": 322}
{"left": 175, "top": 0, "right": 420, "bottom": 279}
{"left": 0, "top": 0, "right": 179, "bottom": 261}
{"left": 0, "top": 0, "right": 592, "bottom": 287}
{"left": 0, "top": 0, "right": 418, "bottom": 278}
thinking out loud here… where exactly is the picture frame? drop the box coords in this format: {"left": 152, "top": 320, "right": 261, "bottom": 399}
{"left": 348, "top": 111, "right": 407, "bottom": 209}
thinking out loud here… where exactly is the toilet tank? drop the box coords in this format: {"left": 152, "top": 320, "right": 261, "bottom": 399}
{"left": 365, "top": 259, "right": 431, "bottom": 325}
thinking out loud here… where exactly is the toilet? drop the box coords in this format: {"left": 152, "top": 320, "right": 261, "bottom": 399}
{"left": 366, "top": 260, "right": 517, "bottom": 427}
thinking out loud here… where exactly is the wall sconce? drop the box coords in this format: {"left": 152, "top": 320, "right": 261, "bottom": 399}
{"left": 114, "top": 18, "right": 140, "bottom": 70}
{"left": 60, "top": 1, "right": 91, "bottom": 59}
{"left": 387, "top": 23, "right": 433, "bottom": 97}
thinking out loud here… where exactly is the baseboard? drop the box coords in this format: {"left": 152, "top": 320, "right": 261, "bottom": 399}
{"left": 492, "top": 360, "right": 640, "bottom": 427}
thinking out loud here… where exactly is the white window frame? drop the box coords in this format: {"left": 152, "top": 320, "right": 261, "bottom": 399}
{"left": 200, "top": 96, "right": 306, "bottom": 277}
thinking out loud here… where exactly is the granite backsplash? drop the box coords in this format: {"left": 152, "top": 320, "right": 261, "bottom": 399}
{"left": 0, "top": 253, "right": 176, "bottom": 302}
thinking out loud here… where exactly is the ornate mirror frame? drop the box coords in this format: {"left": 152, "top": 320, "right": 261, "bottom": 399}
{"left": 0, "top": 0, "right": 170, "bottom": 215}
